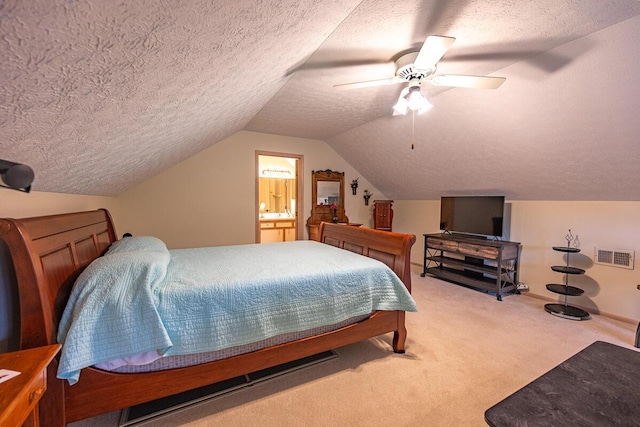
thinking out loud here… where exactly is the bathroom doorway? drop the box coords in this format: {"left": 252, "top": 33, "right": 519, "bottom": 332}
{"left": 255, "top": 152, "right": 303, "bottom": 243}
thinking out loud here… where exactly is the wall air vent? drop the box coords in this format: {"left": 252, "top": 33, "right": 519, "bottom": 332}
{"left": 594, "top": 247, "right": 634, "bottom": 270}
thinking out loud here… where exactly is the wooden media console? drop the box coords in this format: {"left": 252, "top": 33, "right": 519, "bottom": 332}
{"left": 421, "top": 233, "right": 521, "bottom": 301}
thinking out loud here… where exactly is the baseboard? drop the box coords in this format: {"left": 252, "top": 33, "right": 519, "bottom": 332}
{"left": 523, "top": 292, "right": 637, "bottom": 325}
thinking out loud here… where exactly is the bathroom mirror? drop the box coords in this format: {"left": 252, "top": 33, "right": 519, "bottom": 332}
{"left": 259, "top": 177, "right": 295, "bottom": 216}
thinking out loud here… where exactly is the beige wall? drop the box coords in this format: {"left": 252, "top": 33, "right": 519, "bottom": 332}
{"left": 116, "top": 130, "right": 385, "bottom": 248}
{"left": 0, "top": 190, "right": 119, "bottom": 219}
{"left": 393, "top": 199, "right": 640, "bottom": 323}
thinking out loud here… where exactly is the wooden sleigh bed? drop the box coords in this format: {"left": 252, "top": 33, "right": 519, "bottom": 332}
{"left": 0, "top": 209, "right": 416, "bottom": 426}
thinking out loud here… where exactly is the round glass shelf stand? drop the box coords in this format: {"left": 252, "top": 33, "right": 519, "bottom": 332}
{"left": 544, "top": 246, "right": 590, "bottom": 320}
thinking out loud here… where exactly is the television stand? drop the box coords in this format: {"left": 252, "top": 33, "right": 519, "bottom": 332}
{"left": 421, "top": 233, "right": 521, "bottom": 301}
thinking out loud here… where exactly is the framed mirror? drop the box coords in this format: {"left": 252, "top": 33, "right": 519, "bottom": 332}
{"left": 316, "top": 181, "right": 341, "bottom": 206}
{"left": 311, "top": 169, "right": 345, "bottom": 209}
{"left": 307, "top": 169, "right": 348, "bottom": 240}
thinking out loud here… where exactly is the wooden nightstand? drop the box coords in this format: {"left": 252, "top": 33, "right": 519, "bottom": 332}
{"left": 0, "top": 344, "right": 61, "bottom": 427}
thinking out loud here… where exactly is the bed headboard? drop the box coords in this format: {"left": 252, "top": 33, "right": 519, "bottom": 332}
{"left": 0, "top": 209, "right": 117, "bottom": 349}
{"left": 319, "top": 222, "right": 416, "bottom": 292}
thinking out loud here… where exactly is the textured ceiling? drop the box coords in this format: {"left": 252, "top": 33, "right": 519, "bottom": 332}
{"left": 2, "top": 0, "right": 640, "bottom": 200}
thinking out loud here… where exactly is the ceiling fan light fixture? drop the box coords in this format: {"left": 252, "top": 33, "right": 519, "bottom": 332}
{"left": 407, "top": 87, "right": 432, "bottom": 114}
{"left": 392, "top": 99, "right": 408, "bottom": 115}
{"left": 392, "top": 87, "right": 409, "bottom": 115}
{"left": 393, "top": 85, "right": 432, "bottom": 115}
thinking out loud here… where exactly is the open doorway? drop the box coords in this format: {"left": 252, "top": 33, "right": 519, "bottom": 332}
{"left": 255, "top": 151, "right": 303, "bottom": 243}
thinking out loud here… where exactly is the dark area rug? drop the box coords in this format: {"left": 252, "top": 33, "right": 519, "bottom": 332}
{"left": 485, "top": 341, "right": 640, "bottom": 426}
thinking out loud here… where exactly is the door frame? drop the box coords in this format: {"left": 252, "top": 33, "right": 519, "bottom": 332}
{"left": 255, "top": 151, "right": 304, "bottom": 243}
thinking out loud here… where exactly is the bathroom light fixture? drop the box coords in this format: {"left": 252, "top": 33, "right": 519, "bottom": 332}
{"left": 393, "top": 81, "right": 433, "bottom": 115}
{"left": 262, "top": 168, "right": 292, "bottom": 178}
{"left": 0, "top": 159, "right": 35, "bottom": 192}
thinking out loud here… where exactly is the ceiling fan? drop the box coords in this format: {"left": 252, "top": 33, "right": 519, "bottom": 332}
{"left": 334, "top": 36, "right": 506, "bottom": 115}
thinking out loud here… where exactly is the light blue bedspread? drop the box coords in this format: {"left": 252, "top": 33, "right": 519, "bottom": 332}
{"left": 57, "top": 238, "right": 416, "bottom": 384}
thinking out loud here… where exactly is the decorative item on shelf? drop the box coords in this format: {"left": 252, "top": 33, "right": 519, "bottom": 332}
{"left": 0, "top": 158, "right": 35, "bottom": 193}
{"left": 363, "top": 189, "right": 372, "bottom": 205}
{"left": 350, "top": 178, "right": 359, "bottom": 195}
{"left": 330, "top": 203, "right": 338, "bottom": 223}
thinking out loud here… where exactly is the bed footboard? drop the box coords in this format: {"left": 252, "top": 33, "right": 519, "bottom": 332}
{"left": 320, "top": 222, "right": 415, "bottom": 353}
{"left": 319, "top": 222, "right": 415, "bottom": 292}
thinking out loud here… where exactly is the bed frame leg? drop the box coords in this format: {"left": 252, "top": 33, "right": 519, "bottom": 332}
{"left": 392, "top": 312, "right": 407, "bottom": 353}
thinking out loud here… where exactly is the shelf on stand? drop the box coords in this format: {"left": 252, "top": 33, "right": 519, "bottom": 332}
{"left": 551, "top": 266, "right": 585, "bottom": 275}
{"left": 426, "top": 256, "right": 513, "bottom": 279}
{"left": 546, "top": 284, "right": 584, "bottom": 296}
{"left": 425, "top": 266, "right": 516, "bottom": 295}
{"left": 544, "top": 303, "right": 590, "bottom": 320}
{"left": 552, "top": 246, "right": 581, "bottom": 253}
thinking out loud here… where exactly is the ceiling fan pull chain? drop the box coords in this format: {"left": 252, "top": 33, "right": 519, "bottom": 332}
{"left": 411, "top": 110, "right": 416, "bottom": 150}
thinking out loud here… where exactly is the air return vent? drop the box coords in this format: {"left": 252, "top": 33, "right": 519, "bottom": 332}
{"left": 594, "top": 247, "right": 634, "bottom": 269}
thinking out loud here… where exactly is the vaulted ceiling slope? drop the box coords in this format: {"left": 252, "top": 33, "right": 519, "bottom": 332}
{"left": 2, "top": 0, "right": 640, "bottom": 200}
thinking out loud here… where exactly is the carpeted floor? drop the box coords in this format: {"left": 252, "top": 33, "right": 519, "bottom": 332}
{"left": 70, "top": 266, "right": 638, "bottom": 427}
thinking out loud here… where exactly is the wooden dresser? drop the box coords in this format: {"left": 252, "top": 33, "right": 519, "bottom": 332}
{"left": 0, "top": 344, "right": 61, "bottom": 427}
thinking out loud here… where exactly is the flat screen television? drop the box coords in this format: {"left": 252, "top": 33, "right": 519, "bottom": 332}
{"left": 440, "top": 196, "right": 505, "bottom": 237}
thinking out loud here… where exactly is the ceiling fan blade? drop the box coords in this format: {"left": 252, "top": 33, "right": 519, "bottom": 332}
{"left": 286, "top": 57, "right": 392, "bottom": 77}
{"left": 334, "top": 76, "right": 403, "bottom": 90}
{"left": 414, "top": 35, "right": 456, "bottom": 70}
{"left": 430, "top": 74, "right": 506, "bottom": 89}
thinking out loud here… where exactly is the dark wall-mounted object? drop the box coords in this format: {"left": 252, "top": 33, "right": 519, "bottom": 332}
{"left": 0, "top": 159, "right": 35, "bottom": 193}
{"left": 363, "top": 190, "right": 372, "bottom": 205}
{"left": 350, "top": 178, "right": 359, "bottom": 195}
